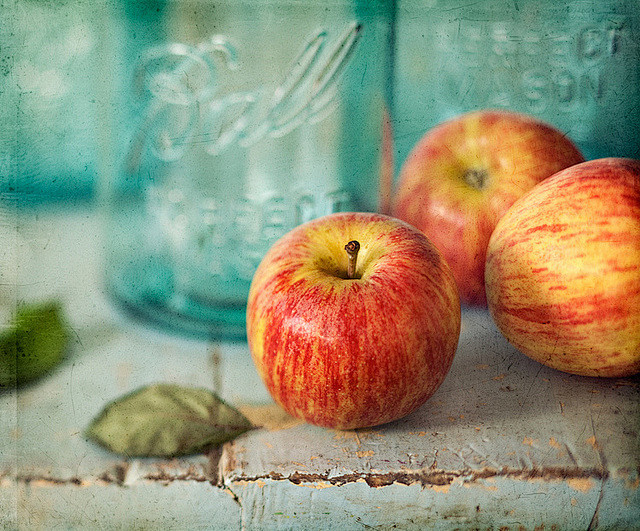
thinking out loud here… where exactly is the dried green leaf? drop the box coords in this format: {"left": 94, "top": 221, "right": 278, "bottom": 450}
{"left": 0, "top": 301, "right": 69, "bottom": 388}
{"left": 86, "top": 383, "right": 253, "bottom": 457}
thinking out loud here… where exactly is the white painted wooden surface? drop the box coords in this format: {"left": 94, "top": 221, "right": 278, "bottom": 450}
{"left": 1, "top": 206, "right": 639, "bottom": 529}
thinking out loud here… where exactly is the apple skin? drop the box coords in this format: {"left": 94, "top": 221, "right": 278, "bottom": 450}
{"left": 391, "top": 110, "right": 585, "bottom": 306}
{"left": 246, "top": 212, "right": 461, "bottom": 430}
{"left": 485, "top": 158, "right": 640, "bottom": 377}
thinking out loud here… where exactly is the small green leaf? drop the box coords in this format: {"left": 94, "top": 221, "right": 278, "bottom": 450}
{"left": 0, "top": 301, "right": 69, "bottom": 388}
{"left": 86, "top": 384, "right": 253, "bottom": 457}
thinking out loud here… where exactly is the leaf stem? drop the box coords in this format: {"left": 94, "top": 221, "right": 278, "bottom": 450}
{"left": 344, "top": 240, "right": 360, "bottom": 279}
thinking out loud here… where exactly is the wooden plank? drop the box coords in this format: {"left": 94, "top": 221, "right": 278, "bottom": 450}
{"left": 3, "top": 481, "right": 242, "bottom": 530}
{"left": 1, "top": 206, "right": 638, "bottom": 528}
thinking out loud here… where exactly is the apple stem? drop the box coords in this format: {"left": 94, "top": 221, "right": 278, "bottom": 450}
{"left": 464, "top": 168, "right": 489, "bottom": 190}
{"left": 344, "top": 240, "right": 360, "bottom": 279}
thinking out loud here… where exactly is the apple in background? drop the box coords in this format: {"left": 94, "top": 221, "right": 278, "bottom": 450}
{"left": 246, "top": 212, "right": 461, "bottom": 430}
{"left": 391, "top": 109, "right": 585, "bottom": 306}
{"left": 485, "top": 158, "right": 640, "bottom": 377}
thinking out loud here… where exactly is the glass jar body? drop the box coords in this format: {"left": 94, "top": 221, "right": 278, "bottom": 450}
{"left": 99, "top": 0, "right": 394, "bottom": 339}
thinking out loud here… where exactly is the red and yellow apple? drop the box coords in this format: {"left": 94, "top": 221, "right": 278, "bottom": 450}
{"left": 391, "top": 109, "right": 584, "bottom": 306}
{"left": 485, "top": 158, "right": 640, "bottom": 377}
{"left": 246, "top": 212, "right": 461, "bottom": 429}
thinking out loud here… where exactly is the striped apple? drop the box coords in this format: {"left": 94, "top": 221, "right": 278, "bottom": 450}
{"left": 392, "top": 110, "right": 584, "bottom": 306}
{"left": 247, "top": 212, "right": 461, "bottom": 429}
{"left": 485, "top": 158, "right": 640, "bottom": 377}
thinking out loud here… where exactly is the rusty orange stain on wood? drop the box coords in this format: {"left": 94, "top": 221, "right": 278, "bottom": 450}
{"left": 355, "top": 450, "right": 375, "bottom": 458}
{"left": 549, "top": 437, "right": 562, "bottom": 449}
{"left": 493, "top": 373, "right": 507, "bottom": 380}
{"left": 586, "top": 436, "right": 601, "bottom": 450}
{"left": 332, "top": 430, "right": 381, "bottom": 444}
{"left": 567, "top": 478, "right": 595, "bottom": 492}
{"left": 299, "top": 481, "right": 333, "bottom": 489}
{"left": 522, "top": 436, "right": 538, "bottom": 446}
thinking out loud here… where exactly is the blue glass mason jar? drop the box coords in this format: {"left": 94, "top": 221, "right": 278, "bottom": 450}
{"left": 98, "top": 0, "right": 395, "bottom": 339}
{"left": 394, "top": 0, "right": 640, "bottom": 170}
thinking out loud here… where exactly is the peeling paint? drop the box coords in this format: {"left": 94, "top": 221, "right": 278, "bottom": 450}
{"left": 13, "top": 476, "right": 86, "bottom": 487}
{"left": 143, "top": 470, "right": 211, "bottom": 484}
{"left": 226, "top": 465, "right": 609, "bottom": 490}
{"left": 27, "top": 478, "right": 87, "bottom": 488}
{"left": 97, "top": 462, "right": 129, "bottom": 485}
{"left": 222, "top": 442, "right": 238, "bottom": 478}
